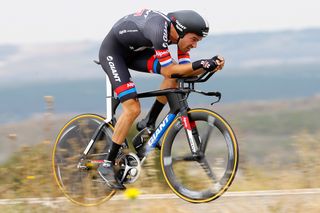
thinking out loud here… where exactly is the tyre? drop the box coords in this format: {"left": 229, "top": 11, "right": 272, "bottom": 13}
{"left": 52, "top": 114, "right": 115, "bottom": 206}
{"left": 161, "top": 109, "right": 239, "bottom": 203}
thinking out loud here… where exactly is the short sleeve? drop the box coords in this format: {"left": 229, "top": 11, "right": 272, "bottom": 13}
{"left": 177, "top": 49, "right": 191, "bottom": 64}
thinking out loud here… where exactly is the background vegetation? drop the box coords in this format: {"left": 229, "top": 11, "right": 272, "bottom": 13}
{"left": 1, "top": 96, "right": 319, "bottom": 200}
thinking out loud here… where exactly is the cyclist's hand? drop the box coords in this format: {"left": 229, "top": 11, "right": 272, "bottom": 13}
{"left": 192, "top": 58, "right": 218, "bottom": 72}
{"left": 212, "top": 55, "right": 225, "bottom": 72}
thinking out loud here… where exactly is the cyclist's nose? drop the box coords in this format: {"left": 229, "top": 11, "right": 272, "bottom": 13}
{"left": 192, "top": 41, "right": 197, "bottom": 48}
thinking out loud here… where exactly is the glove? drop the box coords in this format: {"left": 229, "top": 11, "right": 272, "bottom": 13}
{"left": 212, "top": 55, "right": 224, "bottom": 63}
{"left": 212, "top": 55, "right": 225, "bottom": 72}
{"left": 192, "top": 58, "right": 218, "bottom": 72}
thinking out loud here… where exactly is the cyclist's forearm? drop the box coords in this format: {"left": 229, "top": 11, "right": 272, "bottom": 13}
{"left": 160, "top": 63, "right": 194, "bottom": 77}
{"left": 182, "top": 68, "right": 204, "bottom": 77}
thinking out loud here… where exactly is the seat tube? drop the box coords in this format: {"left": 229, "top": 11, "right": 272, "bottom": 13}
{"left": 83, "top": 122, "right": 107, "bottom": 156}
{"left": 105, "top": 74, "right": 113, "bottom": 123}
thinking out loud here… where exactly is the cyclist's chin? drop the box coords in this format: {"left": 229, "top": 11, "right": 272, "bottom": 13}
{"left": 178, "top": 47, "right": 190, "bottom": 53}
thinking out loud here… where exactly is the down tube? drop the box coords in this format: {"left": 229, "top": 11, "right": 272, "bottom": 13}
{"left": 144, "top": 113, "right": 176, "bottom": 155}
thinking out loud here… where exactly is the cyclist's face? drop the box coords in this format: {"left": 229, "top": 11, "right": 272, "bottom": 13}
{"left": 178, "top": 33, "right": 202, "bottom": 52}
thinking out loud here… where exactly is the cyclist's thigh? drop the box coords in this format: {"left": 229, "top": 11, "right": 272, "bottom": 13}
{"left": 128, "top": 48, "right": 161, "bottom": 75}
{"left": 99, "top": 32, "right": 138, "bottom": 103}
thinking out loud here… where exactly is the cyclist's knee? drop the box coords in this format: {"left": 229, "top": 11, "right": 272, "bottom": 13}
{"left": 130, "top": 104, "right": 141, "bottom": 118}
{"left": 162, "top": 77, "right": 177, "bottom": 88}
{"left": 122, "top": 99, "right": 141, "bottom": 119}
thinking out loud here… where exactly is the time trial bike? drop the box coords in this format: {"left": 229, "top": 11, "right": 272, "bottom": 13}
{"left": 52, "top": 66, "right": 239, "bottom": 206}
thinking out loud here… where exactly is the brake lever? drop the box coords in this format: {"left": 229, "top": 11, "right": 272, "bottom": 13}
{"left": 193, "top": 90, "right": 221, "bottom": 105}
{"left": 209, "top": 92, "right": 221, "bottom": 105}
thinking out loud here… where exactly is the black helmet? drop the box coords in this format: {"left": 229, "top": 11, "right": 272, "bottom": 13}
{"left": 167, "top": 10, "right": 209, "bottom": 38}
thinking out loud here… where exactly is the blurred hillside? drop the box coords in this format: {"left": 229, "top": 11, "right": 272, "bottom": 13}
{"left": 0, "top": 29, "right": 320, "bottom": 123}
{"left": 0, "top": 28, "right": 320, "bottom": 124}
{"left": 1, "top": 28, "right": 320, "bottom": 83}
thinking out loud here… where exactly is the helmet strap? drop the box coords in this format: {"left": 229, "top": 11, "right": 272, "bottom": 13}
{"left": 177, "top": 37, "right": 180, "bottom": 45}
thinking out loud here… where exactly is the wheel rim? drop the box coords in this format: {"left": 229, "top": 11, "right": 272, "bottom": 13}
{"left": 161, "top": 109, "right": 238, "bottom": 203}
{"left": 52, "top": 114, "right": 116, "bottom": 206}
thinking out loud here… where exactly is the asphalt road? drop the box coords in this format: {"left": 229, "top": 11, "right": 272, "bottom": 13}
{"left": 1, "top": 189, "right": 320, "bottom": 213}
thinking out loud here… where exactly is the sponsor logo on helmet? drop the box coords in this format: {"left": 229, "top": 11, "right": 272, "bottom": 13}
{"left": 107, "top": 56, "right": 121, "bottom": 82}
{"left": 119, "top": 30, "right": 126, "bottom": 35}
{"left": 175, "top": 20, "right": 186, "bottom": 32}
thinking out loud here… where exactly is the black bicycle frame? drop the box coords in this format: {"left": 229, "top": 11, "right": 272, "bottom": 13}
{"left": 81, "top": 69, "right": 221, "bottom": 161}
{"left": 81, "top": 87, "right": 203, "bottom": 161}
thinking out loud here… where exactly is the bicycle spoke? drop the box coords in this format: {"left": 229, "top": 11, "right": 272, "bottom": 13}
{"left": 172, "top": 155, "right": 195, "bottom": 162}
{"left": 200, "top": 125, "right": 213, "bottom": 153}
{"left": 199, "top": 157, "right": 218, "bottom": 183}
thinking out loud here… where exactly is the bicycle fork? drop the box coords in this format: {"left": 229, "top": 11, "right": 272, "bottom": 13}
{"left": 180, "top": 111, "right": 202, "bottom": 159}
{"left": 166, "top": 91, "right": 203, "bottom": 159}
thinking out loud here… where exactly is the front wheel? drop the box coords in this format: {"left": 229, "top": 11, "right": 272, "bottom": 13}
{"left": 52, "top": 114, "right": 116, "bottom": 206}
{"left": 161, "top": 109, "right": 239, "bottom": 203}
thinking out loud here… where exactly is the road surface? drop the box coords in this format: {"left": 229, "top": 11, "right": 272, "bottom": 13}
{"left": 1, "top": 188, "right": 320, "bottom": 213}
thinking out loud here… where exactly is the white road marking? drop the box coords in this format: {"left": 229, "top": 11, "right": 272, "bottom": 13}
{"left": 1, "top": 188, "right": 320, "bottom": 205}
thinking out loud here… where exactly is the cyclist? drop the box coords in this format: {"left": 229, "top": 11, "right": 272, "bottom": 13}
{"left": 98, "top": 9, "right": 225, "bottom": 189}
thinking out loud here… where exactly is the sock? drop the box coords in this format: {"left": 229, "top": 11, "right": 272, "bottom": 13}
{"left": 146, "top": 99, "right": 165, "bottom": 126}
{"left": 106, "top": 142, "right": 121, "bottom": 163}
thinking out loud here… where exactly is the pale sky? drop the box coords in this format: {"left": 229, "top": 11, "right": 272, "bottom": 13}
{"left": 1, "top": 0, "right": 319, "bottom": 44}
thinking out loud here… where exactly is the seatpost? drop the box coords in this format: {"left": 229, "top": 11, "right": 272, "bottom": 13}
{"left": 105, "top": 75, "right": 113, "bottom": 123}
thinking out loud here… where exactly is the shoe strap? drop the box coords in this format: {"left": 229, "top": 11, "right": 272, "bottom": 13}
{"left": 102, "top": 160, "right": 113, "bottom": 167}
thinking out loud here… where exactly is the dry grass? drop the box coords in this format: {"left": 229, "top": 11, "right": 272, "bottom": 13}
{"left": 1, "top": 129, "right": 319, "bottom": 197}
{"left": 1, "top": 97, "right": 320, "bottom": 212}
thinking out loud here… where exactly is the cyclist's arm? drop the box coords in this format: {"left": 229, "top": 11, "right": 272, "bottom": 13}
{"left": 160, "top": 63, "right": 195, "bottom": 78}
{"left": 161, "top": 63, "right": 207, "bottom": 78}
{"left": 168, "top": 57, "right": 225, "bottom": 78}
{"left": 182, "top": 68, "right": 205, "bottom": 77}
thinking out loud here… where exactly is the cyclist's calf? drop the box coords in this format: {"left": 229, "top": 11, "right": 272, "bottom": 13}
{"left": 112, "top": 99, "right": 141, "bottom": 144}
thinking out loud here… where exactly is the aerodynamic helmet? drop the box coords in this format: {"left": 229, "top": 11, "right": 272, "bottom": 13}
{"left": 167, "top": 10, "right": 209, "bottom": 38}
